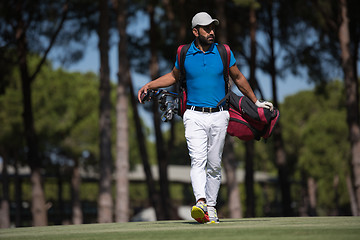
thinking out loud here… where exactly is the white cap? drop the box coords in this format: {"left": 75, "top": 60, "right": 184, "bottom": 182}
{"left": 191, "top": 12, "right": 219, "bottom": 28}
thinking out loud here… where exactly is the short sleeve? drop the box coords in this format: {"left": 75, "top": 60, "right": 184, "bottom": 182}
{"left": 229, "top": 49, "right": 236, "bottom": 67}
{"left": 174, "top": 54, "right": 179, "bottom": 69}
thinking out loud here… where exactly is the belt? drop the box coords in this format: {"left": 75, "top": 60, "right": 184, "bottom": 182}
{"left": 186, "top": 105, "right": 225, "bottom": 113}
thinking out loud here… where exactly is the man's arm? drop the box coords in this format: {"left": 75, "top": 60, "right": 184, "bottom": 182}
{"left": 138, "top": 67, "right": 179, "bottom": 103}
{"left": 229, "top": 64, "right": 273, "bottom": 111}
{"left": 229, "top": 64, "right": 258, "bottom": 103}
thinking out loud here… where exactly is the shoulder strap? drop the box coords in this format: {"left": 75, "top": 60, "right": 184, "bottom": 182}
{"left": 216, "top": 44, "right": 231, "bottom": 93}
{"left": 176, "top": 44, "right": 185, "bottom": 70}
{"left": 224, "top": 44, "right": 231, "bottom": 75}
{"left": 177, "top": 44, "right": 191, "bottom": 92}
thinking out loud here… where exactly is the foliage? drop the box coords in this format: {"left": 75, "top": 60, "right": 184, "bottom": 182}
{"left": 0, "top": 56, "right": 101, "bottom": 181}
{"left": 30, "top": 63, "right": 100, "bottom": 172}
{"left": 0, "top": 66, "right": 25, "bottom": 164}
{"left": 281, "top": 80, "right": 351, "bottom": 214}
{"left": 0, "top": 55, "right": 158, "bottom": 204}
{"left": 0, "top": 53, "right": 157, "bottom": 168}
{"left": 0, "top": 0, "right": 99, "bottom": 70}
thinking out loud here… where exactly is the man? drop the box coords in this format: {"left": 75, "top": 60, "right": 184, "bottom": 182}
{"left": 138, "top": 12, "right": 273, "bottom": 224}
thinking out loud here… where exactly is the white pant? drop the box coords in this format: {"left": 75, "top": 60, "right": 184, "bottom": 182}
{"left": 183, "top": 109, "right": 229, "bottom": 206}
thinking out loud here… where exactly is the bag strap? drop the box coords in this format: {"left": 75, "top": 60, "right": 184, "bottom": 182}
{"left": 216, "top": 43, "right": 231, "bottom": 107}
{"left": 216, "top": 43, "right": 231, "bottom": 94}
{"left": 224, "top": 44, "right": 231, "bottom": 76}
{"left": 217, "top": 91, "right": 231, "bottom": 107}
{"left": 177, "top": 44, "right": 191, "bottom": 93}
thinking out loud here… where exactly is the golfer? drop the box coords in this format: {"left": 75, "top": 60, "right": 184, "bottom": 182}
{"left": 138, "top": 12, "right": 273, "bottom": 223}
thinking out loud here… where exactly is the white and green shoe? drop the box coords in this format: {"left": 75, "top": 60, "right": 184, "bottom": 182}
{"left": 207, "top": 206, "right": 219, "bottom": 224}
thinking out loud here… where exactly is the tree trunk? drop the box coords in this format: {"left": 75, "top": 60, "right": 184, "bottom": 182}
{"left": 338, "top": 0, "right": 360, "bottom": 216}
{"left": 162, "top": 0, "right": 176, "bottom": 154}
{"left": 56, "top": 166, "right": 64, "bottom": 224}
{"left": 267, "top": 1, "right": 292, "bottom": 217}
{"left": 148, "top": 1, "right": 176, "bottom": 220}
{"left": 0, "top": 151, "right": 10, "bottom": 228}
{"left": 177, "top": 0, "right": 186, "bottom": 45}
{"left": 249, "top": 4, "right": 262, "bottom": 96}
{"left": 30, "top": 168, "right": 48, "bottom": 226}
{"left": 244, "top": 4, "right": 258, "bottom": 218}
{"left": 245, "top": 140, "right": 255, "bottom": 217}
{"left": 15, "top": 1, "right": 47, "bottom": 225}
{"left": 298, "top": 172, "right": 309, "bottom": 216}
{"left": 0, "top": 201, "right": 10, "bottom": 229}
{"left": 273, "top": 123, "right": 292, "bottom": 216}
{"left": 15, "top": 158, "right": 22, "bottom": 227}
{"left": 222, "top": 136, "right": 242, "bottom": 218}
{"left": 307, "top": 177, "right": 317, "bottom": 216}
{"left": 71, "top": 159, "right": 82, "bottom": 224}
{"left": 333, "top": 175, "right": 340, "bottom": 216}
{"left": 152, "top": 89, "right": 171, "bottom": 220}
{"left": 216, "top": 0, "right": 227, "bottom": 44}
{"left": 346, "top": 174, "right": 358, "bottom": 216}
{"left": 112, "top": 0, "right": 130, "bottom": 223}
{"left": 97, "top": 0, "right": 113, "bottom": 223}
{"left": 129, "top": 81, "right": 164, "bottom": 220}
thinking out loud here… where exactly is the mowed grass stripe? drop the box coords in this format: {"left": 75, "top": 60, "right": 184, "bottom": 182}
{"left": 0, "top": 217, "right": 359, "bottom": 240}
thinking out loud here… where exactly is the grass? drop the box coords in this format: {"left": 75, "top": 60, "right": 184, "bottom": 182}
{"left": 0, "top": 217, "right": 359, "bottom": 240}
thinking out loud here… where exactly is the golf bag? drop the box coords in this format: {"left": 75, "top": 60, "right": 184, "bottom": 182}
{"left": 225, "top": 91, "right": 280, "bottom": 141}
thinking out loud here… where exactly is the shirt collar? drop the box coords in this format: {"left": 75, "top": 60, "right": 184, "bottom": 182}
{"left": 189, "top": 40, "right": 217, "bottom": 55}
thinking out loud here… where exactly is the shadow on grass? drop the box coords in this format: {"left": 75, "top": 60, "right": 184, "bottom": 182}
{"left": 179, "top": 218, "right": 271, "bottom": 225}
{"left": 221, "top": 219, "right": 271, "bottom": 223}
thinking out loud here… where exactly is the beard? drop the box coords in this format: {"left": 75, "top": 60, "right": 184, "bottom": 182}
{"left": 198, "top": 34, "right": 215, "bottom": 46}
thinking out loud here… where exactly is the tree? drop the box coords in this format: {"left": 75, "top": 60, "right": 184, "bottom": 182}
{"left": 0, "top": 53, "right": 20, "bottom": 228}
{"left": 112, "top": 0, "right": 130, "bottom": 222}
{"left": 283, "top": 0, "right": 360, "bottom": 215}
{"left": 244, "top": 1, "right": 260, "bottom": 218}
{"left": 258, "top": 0, "right": 292, "bottom": 216}
{"left": 231, "top": 0, "right": 265, "bottom": 217}
{"left": 32, "top": 67, "right": 101, "bottom": 223}
{"left": 97, "top": 0, "right": 113, "bottom": 223}
{"left": 125, "top": 2, "right": 165, "bottom": 221}
{"left": 0, "top": 61, "right": 27, "bottom": 226}
{"left": 336, "top": 0, "right": 360, "bottom": 215}
{"left": 0, "top": 150, "right": 10, "bottom": 228}
{"left": 0, "top": 54, "right": 102, "bottom": 225}
{"left": 282, "top": 81, "right": 351, "bottom": 215}
{"left": 147, "top": 0, "right": 176, "bottom": 220}
{"left": 0, "top": 0, "right": 70, "bottom": 226}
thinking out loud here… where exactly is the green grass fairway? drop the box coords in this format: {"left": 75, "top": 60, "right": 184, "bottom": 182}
{"left": 0, "top": 217, "right": 359, "bottom": 240}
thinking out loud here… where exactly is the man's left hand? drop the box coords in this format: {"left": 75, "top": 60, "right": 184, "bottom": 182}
{"left": 255, "top": 100, "right": 274, "bottom": 111}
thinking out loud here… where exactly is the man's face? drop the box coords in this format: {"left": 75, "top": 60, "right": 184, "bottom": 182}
{"left": 193, "top": 23, "right": 216, "bottom": 46}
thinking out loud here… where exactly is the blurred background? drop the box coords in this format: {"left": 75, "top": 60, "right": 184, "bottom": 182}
{"left": 0, "top": 0, "right": 360, "bottom": 227}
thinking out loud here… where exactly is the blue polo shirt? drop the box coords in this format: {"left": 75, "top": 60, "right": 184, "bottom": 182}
{"left": 175, "top": 41, "right": 236, "bottom": 108}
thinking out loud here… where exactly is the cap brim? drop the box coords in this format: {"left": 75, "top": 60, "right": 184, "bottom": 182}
{"left": 192, "top": 18, "right": 220, "bottom": 28}
{"left": 198, "top": 19, "right": 219, "bottom": 27}
{"left": 212, "top": 19, "right": 219, "bottom": 25}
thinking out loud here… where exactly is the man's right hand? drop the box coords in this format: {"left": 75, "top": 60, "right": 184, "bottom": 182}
{"left": 138, "top": 85, "right": 150, "bottom": 103}
{"left": 255, "top": 100, "right": 274, "bottom": 111}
